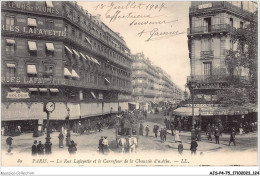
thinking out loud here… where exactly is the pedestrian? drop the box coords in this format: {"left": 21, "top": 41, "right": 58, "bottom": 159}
{"left": 215, "top": 127, "right": 220, "bottom": 144}
{"left": 139, "top": 123, "right": 144, "bottom": 135}
{"left": 178, "top": 120, "right": 182, "bottom": 132}
{"left": 66, "top": 132, "right": 71, "bottom": 146}
{"left": 145, "top": 125, "right": 149, "bottom": 137}
{"left": 99, "top": 136, "right": 104, "bottom": 153}
{"left": 68, "top": 140, "right": 77, "bottom": 154}
{"left": 170, "top": 122, "right": 174, "bottom": 136}
{"left": 58, "top": 132, "right": 64, "bottom": 148}
{"left": 153, "top": 125, "right": 159, "bottom": 138}
{"left": 207, "top": 124, "right": 212, "bottom": 141}
{"left": 36, "top": 141, "right": 45, "bottom": 155}
{"left": 190, "top": 139, "right": 198, "bottom": 155}
{"left": 97, "top": 122, "right": 102, "bottom": 132}
{"left": 32, "top": 140, "right": 37, "bottom": 156}
{"left": 195, "top": 126, "right": 198, "bottom": 140}
{"left": 6, "top": 136, "right": 13, "bottom": 152}
{"left": 102, "top": 137, "right": 109, "bottom": 154}
{"left": 229, "top": 128, "right": 236, "bottom": 146}
{"left": 159, "top": 128, "right": 164, "bottom": 143}
{"left": 163, "top": 128, "right": 167, "bottom": 142}
{"left": 197, "top": 126, "right": 201, "bottom": 141}
{"left": 175, "top": 129, "right": 181, "bottom": 143}
{"left": 178, "top": 141, "right": 183, "bottom": 155}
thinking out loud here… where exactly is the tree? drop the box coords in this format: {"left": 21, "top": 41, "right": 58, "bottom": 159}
{"left": 217, "top": 10, "right": 258, "bottom": 105}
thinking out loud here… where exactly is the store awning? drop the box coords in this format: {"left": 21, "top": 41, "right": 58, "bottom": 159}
{"left": 90, "top": 91, "right": 96, "bottom": 99}
{"left": 10, "top": 87, "right": 19, "bottom": 91}
{"left": 27, "top": 18, "right": 37, "bottom": 27}
{"left": 64, "top": 68, "right": 71, "bottom": 77}
{"left": 6, "top": 39, "right": 15, "bottom": 45}
{"left": 46, "top": 43, "right": 54, "bottom": 51}
{"left": 50, "top": 88, "right": 59, "bottom": 93}
{"left": 104, "top": 78, "right": 110, "bottom": 84}
{"left": 71, "top": 69, "right": 80, "bottom": 78}
{"left": 72, "top": 49, "right": 80, "bottom": 57}
{"left": 28, "top": 88, "right": 38, "bottom": 92}
{"left": 173, "top": 106, "right": 249, "bottom": 116}
{"left": 28, "top": 41, "right": 37, "bottom": 51}
{"left": 64, "top": 45, "right": 73, "bottom": 54}
{"left": 243, "top": 103, "right": 258, "bottom": 112}
{"left": 39, "top": 88, "right": 47, "bottom": 92}
{"left": 6, "top": 63, "right": 16, "bottom": 68}
{"left": 45, "top": 1, "right": 54, "bottom": 8}
{"left": 79, "top": 52, "right": 87, "bottom": 60}
{"left": 85, "top": 37, "right": 92, "bottom": 45}
{"left": 86, "top": 55, "right": 93, "bottom": 62}
{"left": 27, "top": 65, "right": 37, "bottom": 75}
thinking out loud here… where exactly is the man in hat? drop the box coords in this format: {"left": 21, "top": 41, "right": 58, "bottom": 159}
{"left": 145, "top": 125, "right": 149, "bottom": 137}
{"left": 159, "top": 128, "right": 164, "bottom": 143}
{"left": 229, "top": 127, "right": 236, "bottom": 146}
{"left": 36, "top": 141, "right": 45, "bottom": 155}
{"left": 178, "top": 141, "right": 183, "bottom": 155}
{"left": 139, "top": 123, "right": 144, "bottom": 136}
{"left": 32, "top": 140, "right": 37, "bottom": 156}
{"left": 190, "top": 139, "right": 198, "bottom": 155}
{"left": 6, "top": 136, "right": 13, "bottom": 152}
{"left": 215, "top": 127, "right": 220, "bottom": 144}
{"left": 58, "top": 131, "right": 64, "bottom": 148}
{"left": 98, "top": 136, "right": 104, "bottom": 154}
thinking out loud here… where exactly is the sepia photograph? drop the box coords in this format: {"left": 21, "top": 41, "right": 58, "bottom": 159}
{"left": 0, "top": 0, "right": 259, "bottom": 174}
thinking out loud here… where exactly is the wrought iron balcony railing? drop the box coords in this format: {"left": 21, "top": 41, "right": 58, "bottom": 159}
{"left": 187, "top": 75, "right": 251, "bottom": 84}
{"left": 187, "top": 24, "right": 236, "bottom": 35}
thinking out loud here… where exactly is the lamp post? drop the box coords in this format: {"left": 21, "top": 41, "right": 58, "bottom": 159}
{"left": 66, "top": 107, "right": 71, "bottom": 146}
{"left": 199, "top": 108, "right": 202, "bottom": 129}
{"left": 189, "top": 81, "right": 196, "bottom": 140}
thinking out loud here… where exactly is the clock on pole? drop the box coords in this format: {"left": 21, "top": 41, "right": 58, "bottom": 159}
{"left": 45, "top": 101, "right": 55, "bottom": 112}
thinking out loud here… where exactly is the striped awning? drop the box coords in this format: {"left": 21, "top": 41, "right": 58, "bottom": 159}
{"left": 6, "top": 63, "right": 16, "bottom": 68}
{"left": 45, "top": 1, "right": 53, "bottom": 8}
{"left": 79, "top": 52, "right": 87, "bottom": 60}
{"left": 27, "top": 18, "right": 37, "bottom": 27}
{"left": 64, "top": 68, "right": 71, "bottom": 77}
{"left": 46, "top": 43, "right": 54, "bottom": 51}
{"left": 28, "top": 88, "right": 38, "bottom": 92}
{"left": 64, "top": 45, "right": 73, "bottom": 54}
{"left": 28, "top": 41, "right": 37, "bottom": 51}
{"left": 50, "top": 88, "right": 59, "bottom": 93}
{"left": 71, "top": 69, "right": 80, "bottom": 78}
{"left": 6, "top": 39, "right": 15, "bottom": 45}
{"left": 27, "top": 65, "right": 37, "bottom": 74}
{"left": 72, "top": 49, "right": 80, "bottom": 57}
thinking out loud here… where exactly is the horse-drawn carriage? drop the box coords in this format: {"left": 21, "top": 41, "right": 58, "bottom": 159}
{"left": 115, "top": 114, "right": 139, "bottom": 153}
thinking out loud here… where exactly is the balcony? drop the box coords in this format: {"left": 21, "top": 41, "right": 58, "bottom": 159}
{"left": 187, "top": 24, "right": 236, "bottom": 35}
{"left": 187, "top": 75, "right": 251, "bottom": 84}
{"left": 200, "top": 50, "right": 214, "bottom": 60}
{"left": 189, "top": 2, "right": 254, "bottom": 20}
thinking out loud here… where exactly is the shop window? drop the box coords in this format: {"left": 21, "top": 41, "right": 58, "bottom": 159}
{"left": 6, "top": 15, "right": 15, "bottom": 26}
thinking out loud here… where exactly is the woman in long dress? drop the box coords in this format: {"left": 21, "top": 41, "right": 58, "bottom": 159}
{"left": 175, "top": 130, "right": 181, "bottom": 142}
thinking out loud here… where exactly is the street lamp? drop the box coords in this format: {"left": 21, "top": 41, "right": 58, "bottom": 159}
{"left": 199, "top": 108, "right": 202, "bottom": 129}
{"left": 66, "top": 107, "right": 71, "bottom": 146}
{"left": 188, "top": 80, "right": 196, "bottom": 140}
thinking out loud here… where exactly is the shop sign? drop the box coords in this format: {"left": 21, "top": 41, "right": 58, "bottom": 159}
{"left": 2, "top": 25, "right": 66, "bottom": 37}
{"left": 6, "top": 91, "right": 30, "bottom": 99}
{"left": 198, "top": 3, "right": 212, "bottom": 9}
{"left": 2, "top": 2, "right": 60, "bottom": 15}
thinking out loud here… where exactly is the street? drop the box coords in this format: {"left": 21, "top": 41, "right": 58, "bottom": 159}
{"left": 1, "top": 112, "right": 258, "bottom": 166}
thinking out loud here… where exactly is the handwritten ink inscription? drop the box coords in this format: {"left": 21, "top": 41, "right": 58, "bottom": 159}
{"left": 94, "top": 1, "right": 186, "bottom": 42}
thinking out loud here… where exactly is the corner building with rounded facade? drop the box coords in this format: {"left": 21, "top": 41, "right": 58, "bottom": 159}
{"left": 1, "top": 1, "right": 133, "bottom": 134}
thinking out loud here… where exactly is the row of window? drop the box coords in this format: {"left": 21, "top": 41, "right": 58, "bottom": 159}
{"left": 5, "top": 63, "right": 131, "bottom": 88}
{"left": 4, "top": 14, "right": 131, "bottom": 67}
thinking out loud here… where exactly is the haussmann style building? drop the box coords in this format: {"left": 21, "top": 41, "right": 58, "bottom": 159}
{"left": 1, "top": 1, "right": 133, "bottom": 135}
{"left": 132, "top": 52, "right": 183, "bottom": 111}
{"left": 174, "top": 1, "right": 258, "bottom": 131}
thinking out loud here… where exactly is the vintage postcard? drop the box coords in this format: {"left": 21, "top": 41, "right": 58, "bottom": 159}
{"left": 1, "top": 0, "right": 259, "bottom": 173}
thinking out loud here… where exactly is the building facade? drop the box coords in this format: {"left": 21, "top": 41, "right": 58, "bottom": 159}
{"left": 185, "top": 1, "right": 257, "bottom": 130}
{"left": 132, "top": 52, "right": 183, "bottom": 110}
{"left": 1, "top": 1, "right": 133, "bottom": 134}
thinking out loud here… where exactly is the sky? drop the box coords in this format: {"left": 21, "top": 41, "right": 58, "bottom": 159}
{"left": 78, "top": 1, "right": 191, "bottom": 91}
